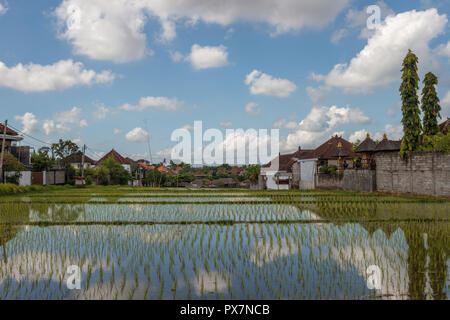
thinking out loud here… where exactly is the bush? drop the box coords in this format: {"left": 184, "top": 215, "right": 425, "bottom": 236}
{"left": 421, "top": 133, "right": 450, "bottom": 154}
{"left": 319, "top": 164, "right": 338, "bottom": 175}
{"left": 0, "top": 183, "right": 45, "bottom": 196}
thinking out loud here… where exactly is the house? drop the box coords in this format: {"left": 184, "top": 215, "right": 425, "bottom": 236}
{"left": 157, "top": 165, "right": 169, "bottom": 173}
{"left": 439, "top": 117, "right": 450, "bottom": 135}
{"left": 96, "top": 149, "right": 133, "bottom": 173}
{"left": 229, "top": 167, "right": 245, "bottom": 175}
{"left": 61, "top": 153, "right": 96, "bottom": 170}
{"left": 260, "top": 135, "right": 357, "bottom": 190}
{"left": 0, "top": 123, "right": 31, "bottom": 167}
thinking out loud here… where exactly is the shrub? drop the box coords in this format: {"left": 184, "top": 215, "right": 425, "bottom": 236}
{"left": 420, "top": 133, "right": 450, "bottom": 154}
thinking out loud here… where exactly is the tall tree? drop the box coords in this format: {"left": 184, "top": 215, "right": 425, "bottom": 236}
{"left": 51, "top": 139, "right": 80, "bottom": 160}
{"left": 399, "top": 50, "right": 422, "bottom": 158}
{"left": 421, "top": 72, "right": 441, "bottom": 136}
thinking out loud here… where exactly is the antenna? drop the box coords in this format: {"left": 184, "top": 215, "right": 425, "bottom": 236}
{"left": 144, "top": 120, "right": 153, "bottom": 164}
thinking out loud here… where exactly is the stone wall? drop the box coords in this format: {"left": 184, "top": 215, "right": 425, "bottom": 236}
{"left": 46, "top": 170, "right": 66, "bottom": 185}
{"left": 375, "top": 151, "right": 450, "bottom": 197}
{"left": 343, "top": 170, "right": 376, "bottom": 192}
{"left": 315, "top": 173, "right": 343, "bottom": 190}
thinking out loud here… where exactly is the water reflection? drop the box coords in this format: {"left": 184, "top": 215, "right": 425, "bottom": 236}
{"left": 0, "top": 202, "right": 448, "bottom": 300}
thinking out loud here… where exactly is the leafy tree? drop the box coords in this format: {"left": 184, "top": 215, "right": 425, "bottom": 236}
{"left": 421, "top": 72, "right": 441, "bottom": 136}
{"left": 420, "top": 133, "right": 450, "bottom": 154}
{"left": 3, "top": 152, "right": 24, "bottom": 184}
{"left": 399, "top": 50, "right": 422, "bottom": 158}
{"left": 51, "top": 139, "right": 80, "bottom": 160}
{"left": 144, "top": 168, "right": 166, "bottom": 187}
{"left": 96, "top": 157, "right": 131, "bottom": 185}
{"left": 31, "top": 147, "right": 54, "bottom": 172}
{"left": 246, "top": 165, "right": 260, "bottom": 184}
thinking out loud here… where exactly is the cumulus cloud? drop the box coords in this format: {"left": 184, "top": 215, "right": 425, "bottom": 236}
{"left": 284, "top": 105, "right": 370, "bottom": 150}
{"left": 437, "top": 40, "right": 450, "bottom": 59}
{"left": 245, "top": 70, "right": 297, "bottom": 97}
{"left": 14, "top": 113, "right": 39, "bottom": 134}
{"left": 349, "top": 124, "right": 403, "bottom": 143}
{"left": 40, "top": 107, "right": 88, "bottom": 136}
{"left": 349, "top": 129, "right": 368, "bottom": 143}
{"left": 125, "top": 127, "right": 149, "bottom": 142}
{"left": 245, "top": 102, "right": 260, "bottom": 115}
{"left": 0, "top": 59, "right": 114, "bottom": 92}
{"left": 54, "top": 0, "right": 149, "bottom": 63}
{"left": 442, "top": 91, "right": 450, "bottom": 118}
{"left": 315, "top": 9, "right": 448, "bottom": 93}
{"left": 0, "top": 3, "right": 8, "bottom": 15}
{"left": 54, "top": 0, "right": 349, "bottom": 62}
{"left": 118, "top": 96, "right": 182, "bottom": 111}
{"left": 185, "top": 44, "right": 229, "bottom": 70}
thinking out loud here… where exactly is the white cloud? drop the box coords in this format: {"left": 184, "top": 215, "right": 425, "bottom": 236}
{"left": 186, "top": 44, "right": 229, "bottom": 70}
{"left": 245, "top": 70, "right": 297, "bottom": 97}
{"left": 349, "top": 124, "right": 403, "bottom": 144}
{"left": 113, "top": 128, "right": 122, "bottom": 135}
{"left": 54, "top": 0, "right": 149, "bottom": 63}
{"left": 0, "top": 59, "right": 114, "bottom": 92}
{"left": 331, "top": 28, "right": 348, "bottom": 44}
{"left": 349, "top": 129, "right": 368, "bottom": 143}
{"left": 437, "top": 40, "right": 450, "bottom": 59}
{"left": 273, "top": 118, "right": 298, "bottom": 130}
{"left": 373, "top": 124, "right": 403, "bottom": 141}
{"left": 0, "top": 3, "right": 8, "bottom": 15}
{"left": 315, "top": 9, "right": 448, "bottom": 93}
{"left": 284, "top": 105, "right": 370, "bottom": 150}
{"left": 219, "top": 121, "right": 232, "bottom": 128}
{"left": 442, "top": 91, "right": 450, "bottom": 118}
{"left": 170, "top": 51, "right": 184, "bottom": 62}
{"left": 245, "top": 102, "right": 260, "bottom": 115}
{"left": 40, "top": 107, "right": 87, "bottom": 136}
{"left": 55, "top": 0, "right": 349, "bottom": 62}
{"left": 125, "top": 127, "right": 149, "bottom": 142}
{"left": 43, "top": 120, "right": 56, "bottom": 136}
{"left": 118, "top": 96, "right": 182, "bottom": 111}
{"left": 345, "top": 1, "right": 394, "bottom": 39}
{"left": 14, "top": 113, "right": 39, "bottom": 134}
{"left": 93, "top": 104, "right": 110, "bottom": 120}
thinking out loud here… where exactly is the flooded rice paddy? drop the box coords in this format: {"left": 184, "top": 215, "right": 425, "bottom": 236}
{"left": 0, "top": 187, "right": 448, "bottom": 300}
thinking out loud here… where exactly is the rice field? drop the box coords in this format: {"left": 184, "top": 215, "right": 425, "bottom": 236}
{"left": 0, "top": 186, "right": 448, "bottom": 300}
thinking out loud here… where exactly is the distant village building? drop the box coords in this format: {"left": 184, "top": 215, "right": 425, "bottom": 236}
{"left": 96, "top": 149, "right": 134, "bottom": 173}
{"left": 0, "top": 123, "right": 31, "bottom": 167}
{"left": 260, "top": 135, "right": 357, "bottom": 190}
{"left": 61, "top": 153, "right": 96, "bottom": 169}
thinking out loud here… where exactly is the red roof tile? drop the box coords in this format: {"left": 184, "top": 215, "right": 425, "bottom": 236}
{"left": 97, "top": 149, "right": 131, "bottom": 165}
{"left": 0, "top": 123, "right": 19, "bottom": 136}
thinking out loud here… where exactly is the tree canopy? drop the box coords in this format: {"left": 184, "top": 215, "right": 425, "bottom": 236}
{"left": 421, "top": 72, "right": 441, "bottom": 136}
{"left": 399, "top": 49, "right": 422, "bottom": 158}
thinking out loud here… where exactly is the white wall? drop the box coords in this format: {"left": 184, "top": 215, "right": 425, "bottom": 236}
{"left": 5, "top": 171, "right": 31, "bottom": 186}
{"left": 261, "top": 170, "right": 290, "bottom": 190}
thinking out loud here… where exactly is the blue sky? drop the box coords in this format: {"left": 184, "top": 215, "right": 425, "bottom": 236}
{"left": 1, "top": 0, "right": 450, "bottom": 163}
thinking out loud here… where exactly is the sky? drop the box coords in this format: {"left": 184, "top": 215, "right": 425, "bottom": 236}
{"left": 1, "top": 0, "right": 450, "bottom": 163}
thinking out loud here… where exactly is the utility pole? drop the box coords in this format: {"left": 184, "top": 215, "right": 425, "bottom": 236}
{"left": 81, "top": 144, "right": 86, "bottom": 184}
{"left": 144, "top": 120, "right": 153, "bottom": 164}
{"left": 0, "top": 120, "right": 8, "bottom": 184}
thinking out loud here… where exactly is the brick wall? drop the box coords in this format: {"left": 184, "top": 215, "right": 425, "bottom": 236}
{"left": 375, "top": 151, "right": 450, "bottom": 197}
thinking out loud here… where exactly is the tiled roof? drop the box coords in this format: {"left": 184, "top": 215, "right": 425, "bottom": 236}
{"left": 314, "top": 135, "right": 356, "bottom": 159}
{"left": 355, "top": 134, "right": 377, "bottom": 153}
{"left": 439, "top": 117, "right": 450, "bottom": 135}
{"left": 0, "top": 123, "right": 19, "bottom": 136}
{"left": 97, "top": 149, "right": 131, "bottom": 165}
{"left": 374, "top": 135, "right": 402, "bottom": 151}
{"left": 61, "top": 153, "right": 96, "bottom": 165}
